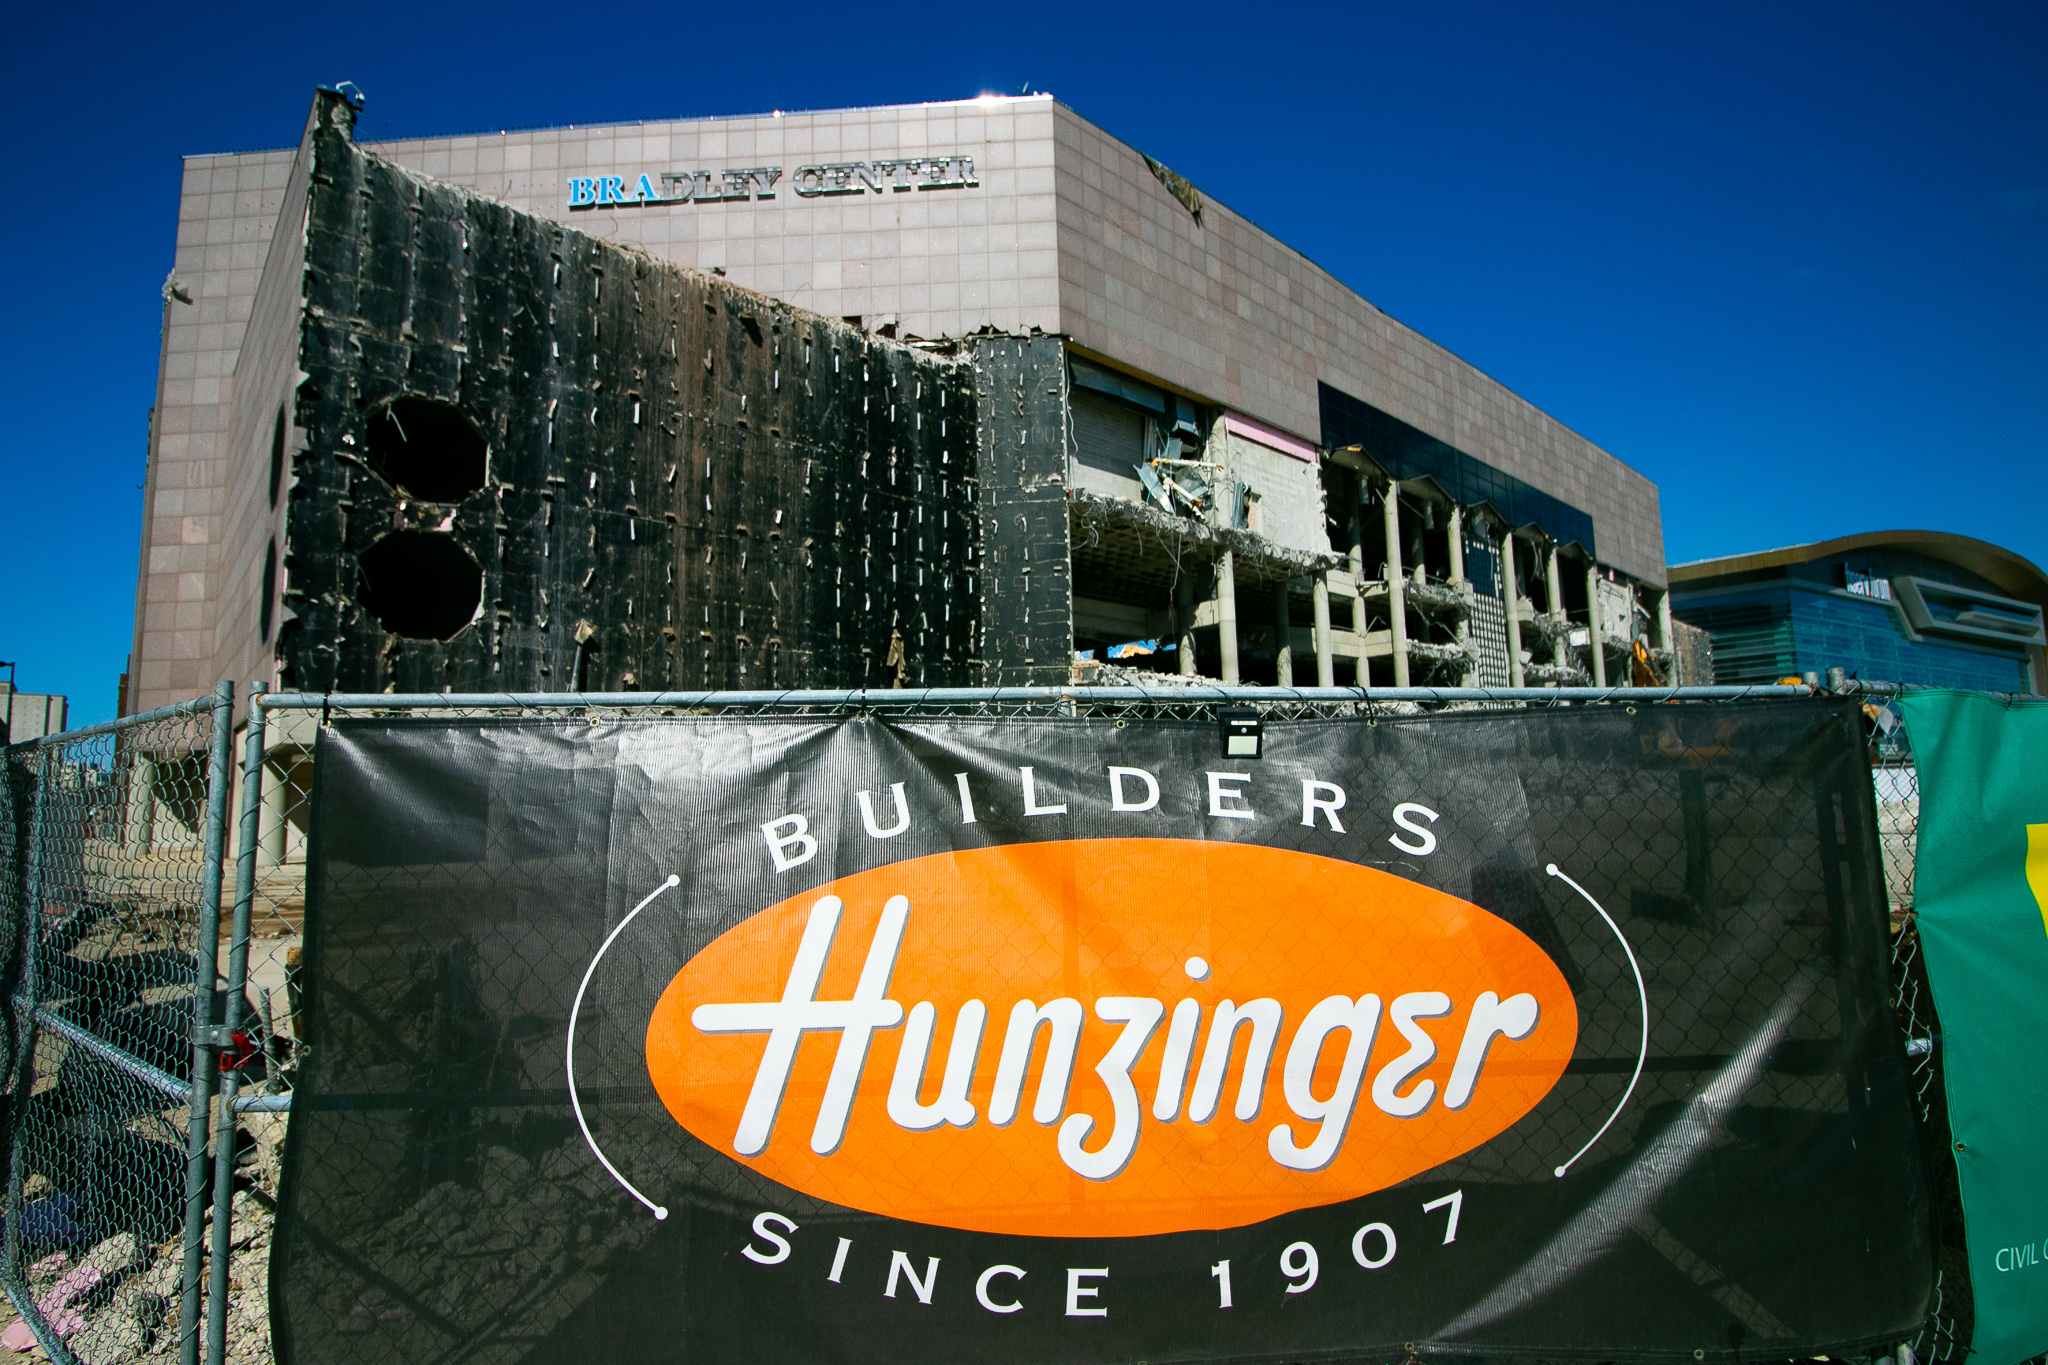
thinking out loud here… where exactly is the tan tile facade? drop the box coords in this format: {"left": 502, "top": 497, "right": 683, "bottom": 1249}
{"left": 1048, "top": 106, "right": 1664, "bottom": 586}
{"left": 366, "top": 99, "right": 1063, "bottom": 344}
{"left": 132, "top": 148, "right": 295, "bottom": 712}
{"left": 127, "top": 95, "right": 1663, "bottom": 713}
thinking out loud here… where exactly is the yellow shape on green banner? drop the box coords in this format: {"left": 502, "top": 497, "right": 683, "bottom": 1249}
{"left": 2030, "top": 824, "right": 2048, "bottom": 939}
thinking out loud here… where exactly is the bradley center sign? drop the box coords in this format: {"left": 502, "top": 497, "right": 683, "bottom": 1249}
{"left": 566, "top": 157, "right": 980, "bottom": 208}
{"left": 273, "top": 703, "right": 1935, "bottom": 1364}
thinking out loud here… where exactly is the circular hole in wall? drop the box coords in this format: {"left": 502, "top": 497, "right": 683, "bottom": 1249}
{"left": 260, "top": 539, "right": 278, "bottom": 643}
{"left": 268, "top": 407, "right": 287, "bottom": 508}
{"left": 364, "top": 397, "right": 487, "bottom": 503}
{"left": 356, "top": 530, "right": 482, "bottom": 641}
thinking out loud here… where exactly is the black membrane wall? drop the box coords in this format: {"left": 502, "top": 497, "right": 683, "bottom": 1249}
{"left": 281, "top": 99, "right": 986, "bottom": 694}
{"left": 972, "top": 335, "right": 1076, "bottom": 686}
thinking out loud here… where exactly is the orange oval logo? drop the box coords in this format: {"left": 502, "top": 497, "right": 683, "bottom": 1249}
{"left": 645, "top": 839, "right": 1576, "bottom": 1238}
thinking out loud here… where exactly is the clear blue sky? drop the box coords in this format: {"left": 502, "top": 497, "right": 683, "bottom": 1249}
{"left": 2, "top": 2, "right": 2042, "bottom": 725}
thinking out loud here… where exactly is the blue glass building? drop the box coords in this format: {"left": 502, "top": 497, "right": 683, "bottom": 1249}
{"left": 1669, "top": 532, "right": 2047, "bottom": 694}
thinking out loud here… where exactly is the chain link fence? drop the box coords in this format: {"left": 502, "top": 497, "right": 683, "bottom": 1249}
{"left": 0, "top": 682, "right": 1985, "bottom": 1364}
{"left": 1, "top": 687, "right": 234, "bottom": 1365}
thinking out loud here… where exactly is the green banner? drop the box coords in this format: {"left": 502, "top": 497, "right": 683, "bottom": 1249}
{"left": 1900, "top": 690, "right": 2048, "bottom": 1365}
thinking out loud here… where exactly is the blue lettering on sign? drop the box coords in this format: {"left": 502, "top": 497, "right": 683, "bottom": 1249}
{"left": 569, "top": 158, "right": 976, "bottom": 210}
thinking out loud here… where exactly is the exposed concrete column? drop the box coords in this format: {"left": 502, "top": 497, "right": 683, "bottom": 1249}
{"left": 1273, "top": 580, "right": 1293, "bottom": 686}
{"left": 1586, "top": 562, "right": 1607, "bottom": 687}
{"left": 1176, "top": 572, "right": 1197, "bottom": 677}
{"left": 1502, "top": 531, "right": 1527, "bottom": 688}
{"left": 1347, "top": 481, "right": 1367, "bottom": 639}
{"left": 260, "top": 754, "right": 289, "bottom": 867}
{"left": 1657, "top": 589, "right": 1678, "bottom": 684}
{"left": 1545, "top": 544, "right": 1567, "bottom": 668}
{"left": 1447, "top": 503, "right": 1474, "bottom": 686}
{"left": 1347, "top": 478, "right": 1368, "bottom": 684}
{"left": 125, "top": 754, "right": 156, "bottom": 852}
{"left": 1215, "top": 549, "right": 1240, "bottom": 684}
{"left": 1625, "top": 582, "right": 1644, "bottom": 682}
{"left": 1312, "top": 573, "right": 1334, "bottom": 687}
{"left": 1382, "top": 481, "right": 1410, "bottom": 687}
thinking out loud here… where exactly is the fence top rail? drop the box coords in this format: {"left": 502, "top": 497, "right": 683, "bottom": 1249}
{"left": 2, "top": 691, "right": 221, "bottom": 757}
{"left": 1840, "top": 679, "right": 2045, "bottom": 704}
{"left": 257, "top": 684, "right": 1819, "bottom": 713}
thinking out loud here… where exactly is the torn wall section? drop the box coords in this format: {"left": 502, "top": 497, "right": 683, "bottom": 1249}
{"left": 278, "top": 97, "right": 979, "bottom": 695}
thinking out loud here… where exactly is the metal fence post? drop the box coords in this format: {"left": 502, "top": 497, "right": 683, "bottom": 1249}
{"left": 0, "top": 746, "right": 66, "bottom": 1360}
{"left": 0, "top": 748, "right": 18, "bottom": 1101}
{"left": 206, "top": 686, "right": 265, "bottom": 1365}
{"left": 179, "top": 681, "right": 235, "bottom": 1365}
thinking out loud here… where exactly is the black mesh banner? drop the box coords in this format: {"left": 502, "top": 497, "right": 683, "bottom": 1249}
{"left": 274, "top": 701, "right": 1933, "bottom": 1364}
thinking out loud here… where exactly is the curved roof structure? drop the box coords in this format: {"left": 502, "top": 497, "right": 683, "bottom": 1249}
{"left": 1670, "top": 530, "right": 2048, "bottom": 611}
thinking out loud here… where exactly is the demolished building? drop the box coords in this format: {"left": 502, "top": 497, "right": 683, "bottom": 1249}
{"left": 128, "top": 88, "right": 1694, "bottom": 712}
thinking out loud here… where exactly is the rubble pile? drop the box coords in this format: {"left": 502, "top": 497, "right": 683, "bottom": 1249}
{"left": 0, "top": 1191, "right": 271, "bottom": 1365}
{"left": 1, "top": 1122, "right": 284, "bottom": 1364}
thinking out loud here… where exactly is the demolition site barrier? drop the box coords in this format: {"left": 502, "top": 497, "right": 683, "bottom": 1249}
{"left": 0, "top": 682, "right": 1970, "bottom": 1365}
